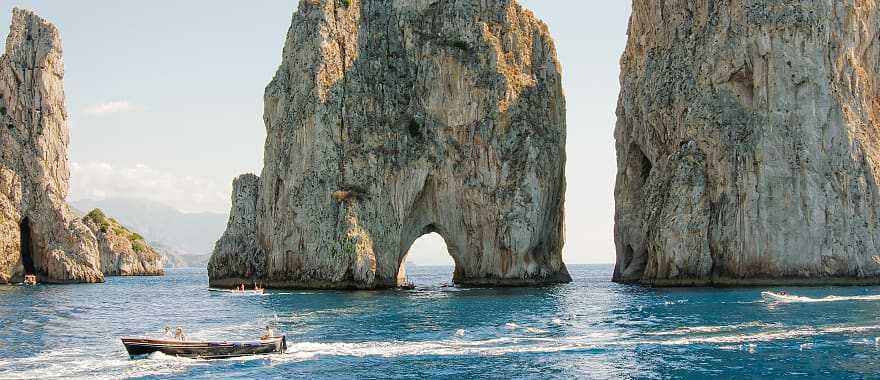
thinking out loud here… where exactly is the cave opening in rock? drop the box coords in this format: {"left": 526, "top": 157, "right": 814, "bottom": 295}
{"left": 637, "top": 146, "right": 652, "bottom": 186}
{"left": 20, "top": 217, "right": 36, "bottom": 275}
{"left": 622, "top": 243, "right": 647, "bottom": 282}
{"left": 399, "top": 232, "right": 455, "bottom": 287}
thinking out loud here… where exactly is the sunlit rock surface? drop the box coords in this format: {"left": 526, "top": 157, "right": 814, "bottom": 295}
{"left": 614, "top": 0, "right": 880, "bottom": 285}
{"left": 83, "top": 209, "right": 163, "bottom": 277}
{"left": 210, "top": 0, "right": 570, "bottom": 289}
{"left": 0, "top": 9, "right": 103, "bottom": 284}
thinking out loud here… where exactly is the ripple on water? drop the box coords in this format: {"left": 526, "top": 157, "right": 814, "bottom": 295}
{"left": 3, "top": 266, "right": 880, "bottom": 379}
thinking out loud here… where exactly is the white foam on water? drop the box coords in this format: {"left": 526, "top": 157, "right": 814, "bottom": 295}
{"left": 455, "top": 329, "right": 466, "bottom": 337}
{"left": 659, "top": 324, "right": 880, "bottom": 346}
{"left": 799, "top": 343, "right": 814, "bottom": 350}
{"left": 717, "top": 345, "right": 745, "bottom": 350}
{"left": 504, "top": 322, "right": 519, "bottom": 330}
{"left": 277, "top": 336, "right": 602, "bottom": 361}
{"left": 0, "top": 347, "right": 206, "bottom": 380}
{"left": 765, "top": 293, "right": 880, "bottom": 303}
{"left": 647, "top": 322, "right": 776, "bottom": 336}
{"left": 551, "top": 318, "right": 563, "bottom": 325}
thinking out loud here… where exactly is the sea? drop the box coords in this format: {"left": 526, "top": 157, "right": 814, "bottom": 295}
{"left": 1, "top": 265, "right": 880, "bottom": 379}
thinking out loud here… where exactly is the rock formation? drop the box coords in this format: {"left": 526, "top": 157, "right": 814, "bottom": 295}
{"left": 614, "top": 1, "right": 880, "bottom": 285}
{"left": 210, "top": 0, "right": 570, "bottom": 289}
{"left": 0, "top": 8, "right": 103, "bottom": 284}
{"left": 82, "top": 209, "right": 163, "bottom": 276}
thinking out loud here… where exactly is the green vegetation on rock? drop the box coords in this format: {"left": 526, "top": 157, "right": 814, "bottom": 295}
{"left": 84, "top": 208, "right": 149, "bottom": 244}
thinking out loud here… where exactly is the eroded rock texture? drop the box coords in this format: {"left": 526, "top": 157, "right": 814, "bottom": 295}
{"left": 210, "top": 0, "right": 570, "bottom": 289}
{"left": 208, "top": 174, "right": 262, "bottom": 285}
{"left": 614, "top": 0, "right": 880, "bottom": 285}
{"left": 83, "top": 209, "right": 163, "bottom": 277}
{"left": 0, "top": 9, "right": 103, "bottom": 284}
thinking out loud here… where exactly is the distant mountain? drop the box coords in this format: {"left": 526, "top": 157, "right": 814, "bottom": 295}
{"left": 152, "top": 241, "right": 212, "bottom": 269}
{"left": 70, "top": 198, "right": 228, "bottom": 258}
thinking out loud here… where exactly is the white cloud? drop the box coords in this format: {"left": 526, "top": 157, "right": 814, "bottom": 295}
{"left": 68, "top": 162, "right": 229, "bottom": 213}
{"left": 83, "top": 101, "right": 136, "bottom": 116}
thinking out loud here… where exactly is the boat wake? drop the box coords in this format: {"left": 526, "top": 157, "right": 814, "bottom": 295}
{"left": 269, "top": 323, "right": 880, "bottom": 361}
{"left": 5, "top": 321, "right": 880, "bottom": 379}
{"left": 762, "top": 291, "right": 880, "bottom": 303}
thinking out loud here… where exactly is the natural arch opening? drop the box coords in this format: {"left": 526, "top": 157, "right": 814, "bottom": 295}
{"left": 399, "top": 232, "right": 455, "bottom": 287}
{"left": 20, "top": 218, "right": 35, "bottom": 275}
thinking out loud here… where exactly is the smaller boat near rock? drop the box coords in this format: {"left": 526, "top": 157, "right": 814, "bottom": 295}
{"left": 208, "top": 288, "right": 265, "bottom": 295}
{"left": 209, "top": 282, "right": 265, "bottom": 295}
{"left": 761, "top": 291, "right": 800, "bottom": 303}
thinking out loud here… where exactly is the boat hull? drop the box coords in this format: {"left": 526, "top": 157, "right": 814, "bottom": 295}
{"left": 761, "top": 291, "right": 799, "bottom": 302}
{"left": 122, "top": 336, "right": 286, "bottom": 359}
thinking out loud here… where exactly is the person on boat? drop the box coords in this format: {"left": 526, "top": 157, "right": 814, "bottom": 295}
{"left": 174, "top": 327, "right": 186, "bottom": 341}
{"left": 164, "top": 326, "right": 173, "bottom": 339}
{"left": 261, "top": 325, "right": 274, "bottom": 340}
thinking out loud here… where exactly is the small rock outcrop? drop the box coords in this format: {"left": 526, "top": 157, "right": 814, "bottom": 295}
{"left": 208, "top": 174, "right": 262, "bottom": 285}
{"left": 0, "top": 8, "right": 103, "bottom": 283}
{"left": 210, "top": 0, "right": 570, "bottom": 289}
{"left": 614, "top": 1, "right": 880, "bottom": 285}
{"left": 82, "top": 209, "right": 163, "bottom": 276}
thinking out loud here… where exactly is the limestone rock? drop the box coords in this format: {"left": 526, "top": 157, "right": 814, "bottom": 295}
{"left": 210, "top": 0, "right": 570, "bottom": 289}
{"left": 0, "top": 8, "right": 102, "bottom": 283}
{"left": 614, "top": 0, "right": 880, "bottom": 285}
{"left": 208, "top": 174, "right": 263, "bottom": 285}
{"left": 82, "top": 209, "right": 163, "bottom": 276}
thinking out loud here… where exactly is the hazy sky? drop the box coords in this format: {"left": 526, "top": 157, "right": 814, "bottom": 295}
{"left": 1, "top": 1, "right": 632, "bottom": 265}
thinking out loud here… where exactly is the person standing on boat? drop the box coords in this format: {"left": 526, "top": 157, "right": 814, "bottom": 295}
{"left": 164, "top": 327, "right": 173, "bottom": 339}
{"left": 261, "top": 325, "right": 274, "bottom": 340}
{"left": 174, "top": 327, "right": 186, "bottom": 341}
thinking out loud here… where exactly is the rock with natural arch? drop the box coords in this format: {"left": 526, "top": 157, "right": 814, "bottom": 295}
{"left": 0, "top": 8, "right": 103, "bottom": 283}
{"left": 209, "top": 0, "right": 570, "bottom": 289}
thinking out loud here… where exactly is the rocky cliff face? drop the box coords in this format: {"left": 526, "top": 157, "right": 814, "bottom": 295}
{"left": 208, "top": 174, "right": 262, "bottom": 285}
{"left": 82, "top": 209, "right": 163, "bottom": 276}
{"left": 210, "top": 0, "right": 570, "bottom": 289}
{"left": 0, "top": 8, "right": 103, "bottom": 284}
{"left": 614, "top": 0, "right": 880, "bottom": 285}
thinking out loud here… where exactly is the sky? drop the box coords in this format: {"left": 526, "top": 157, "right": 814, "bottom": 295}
{"left": 1, "top": 1, "right": 632, "bottom": 265}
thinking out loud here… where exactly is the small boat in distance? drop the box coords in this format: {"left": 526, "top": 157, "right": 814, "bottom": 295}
{"left": 208, "top": 288, "right": 265, "bottom": 295}
{"left": 209, "top": 282, "right": 265, "bottom": 295}
{"left": 23, "top": 275, "right": 37, "bottom": 286}
{"left": 121, "top": 336, "right": 286, "bottom": 359}
{"left": 761, "top": 291, "right": 798, "bottom": 302}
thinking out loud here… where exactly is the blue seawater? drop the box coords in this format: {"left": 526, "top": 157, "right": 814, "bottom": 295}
{"left": 2, "top": 265, "right": 880, "bottom": 379}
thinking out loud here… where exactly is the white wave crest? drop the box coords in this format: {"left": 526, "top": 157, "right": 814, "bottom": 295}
{"left": 763, "top": 292, "right": 880, "bottom": 303}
